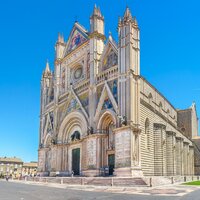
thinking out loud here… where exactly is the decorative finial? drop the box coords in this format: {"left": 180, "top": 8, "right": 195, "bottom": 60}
{"left": 45, "top": 60, "right": 50, "bottom": 73}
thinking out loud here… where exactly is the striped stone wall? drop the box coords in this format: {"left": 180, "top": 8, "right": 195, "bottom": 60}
{"left": 140, "top": 99, "right": 194, "bottom": 176}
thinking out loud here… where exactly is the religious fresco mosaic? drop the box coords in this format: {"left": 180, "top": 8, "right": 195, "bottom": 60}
{"left": 58, "top": 102, "right": 68, "bottom": 125}
{"left": 97, "top": 84, "right": 104, "bottom": 104}
{"left": 66, "top": 28, "right": 87, "bottom": 54}
{"left": 79, "top": 92, "right": 89, "bottom": 113}
{"left": 108, "top": 79, "right": 118, "bottom": 103}
{"left": 102, "top": 49, "right": 117, "bottom": 71}
{"left": 58, "top": 96, "right": 81, "bottom": 125}
{"left": 102, "top": 96, "right": 113, "bottom": 110}
{"left": 67, "top": 98, "right": 80, "bottom": 113}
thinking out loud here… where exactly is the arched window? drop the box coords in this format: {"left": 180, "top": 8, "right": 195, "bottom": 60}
{"left": 145, "top": 118, "right": 150, "bottom": 149}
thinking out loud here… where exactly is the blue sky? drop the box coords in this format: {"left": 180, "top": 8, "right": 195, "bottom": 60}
{"left": 0, "top": 0, "right": 199, "bottom": 162}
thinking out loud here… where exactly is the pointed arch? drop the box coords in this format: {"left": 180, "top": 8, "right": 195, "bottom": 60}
{"left": 97, "top": 110, "right": 117, "bottom": 130}
{"left": 97, "top": 110, "right": 117, "bottom": 149}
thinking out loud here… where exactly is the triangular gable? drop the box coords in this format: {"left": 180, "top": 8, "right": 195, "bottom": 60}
{"left": 94, "top": 82, "right": 118, "bottom": 121}
{"left": 100, "top": 36, "right": 118, "bottom": 71}
{"left": 43, "top": 112, "right": 54, "bottom": 138}
{"left": 64, "top": 23, "right": 88, "bottom": 56}
{"left": 64, "top": 89, "right": 89, "bottom": 119}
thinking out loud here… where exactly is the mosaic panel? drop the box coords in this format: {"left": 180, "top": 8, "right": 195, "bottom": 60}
{"left": 108, "top": 79, "right": 118, "bottom": 103}
{"left": 103, "top": 49, "right": 117, "bottom": 71}
{"left": 102, "top": 96, "right": 113, "bottom": 110}
{"left": 97, "top": 85, "right": 104, "bottom": 104}
{"left": 79, "top": 92, "right": 89, "bottom": 112}
{"left": 67, "top": 28, "right": 87, "bottom": 53}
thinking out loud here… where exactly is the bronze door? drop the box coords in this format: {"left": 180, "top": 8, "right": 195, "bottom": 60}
{"left": 72, "top": 148, "right": 80, "bottom": 175}
{"left": 108, "top": 154, "right": 115, "bottom": 175}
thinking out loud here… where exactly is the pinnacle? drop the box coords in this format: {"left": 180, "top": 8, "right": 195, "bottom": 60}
{"left": 124, "top": 7, "right": 132, "bottom": 19}
{"left": 44, "top": 60, "right": 50, "bottom": 73}
{"left": 92, "top": 4, "right": 103, "bottom": 18}
{"left": 57, "top": 32, "right": 64, "bottom": 43}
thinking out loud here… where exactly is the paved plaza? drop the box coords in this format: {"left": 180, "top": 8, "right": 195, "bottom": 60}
{"left": 1, "top": 180, "right": 200, "bottom": 200}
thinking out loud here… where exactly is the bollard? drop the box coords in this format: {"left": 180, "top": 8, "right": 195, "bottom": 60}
{"left": 61, "top": 178, "right": 63, "bottom": 184}
{"left": 111, "top": 177, "right": 113, "bottom": 187}
{"left": 71, "top": 171, "right": 74, "bottom": 178}
{"left": 149, "top": 177, "right": 152, "bottom": 187}
{"left": 184, "top": 176, "right": 186, "bottom": 182}
{"left": 81, "top": 178, "right": 84, "bottom": 185}
{"left": 171, "top": 177, "right": 174, "bottom": 184}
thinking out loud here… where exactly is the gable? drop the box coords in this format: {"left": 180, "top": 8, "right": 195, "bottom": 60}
{"left": 58, "top": 89, "right": 89, "bottom": 125}
{"left": 94, "top": 82, "right": 118, "bottom": 121}
{"left": 44, "top": 112, "right": 54, "bottom": 136}
{"left": 65, "top": 24, "right": 88, "bottom": 55}
{"left": 101, "top": 43, "right": 118, "bottom": 71}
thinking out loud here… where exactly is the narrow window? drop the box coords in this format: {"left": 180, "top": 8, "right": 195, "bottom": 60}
{"left": 145, "top": 118, "right": 150, "bottom": 149}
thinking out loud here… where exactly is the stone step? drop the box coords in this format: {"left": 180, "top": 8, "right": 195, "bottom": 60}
{"left": 27, "top": 177, "right": 148, "bottom": 187}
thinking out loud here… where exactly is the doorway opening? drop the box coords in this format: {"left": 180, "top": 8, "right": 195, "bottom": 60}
{"left": 108, "top": 154, "right": 115, "bottom": 175}
{"left": 72, "top": 148, "right": 80, "bottom": 175}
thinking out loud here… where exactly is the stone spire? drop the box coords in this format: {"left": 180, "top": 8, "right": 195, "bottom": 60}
{"left": 57, "top": 32, "right": 64, "bottom": 44}
{"left": 123, "top": 7, "right": 133, "bottom": 23}
{"left": 92, "top": 4, "right": 104, "bottom": 19}
{"left": 43, "top": 60, "right": 52, "bottom": 77}
{"left": 90, "top": 4, "right": 105, "bottom": 35}
{"left": 45, "top": 60, "right": 50, "bottom": 72}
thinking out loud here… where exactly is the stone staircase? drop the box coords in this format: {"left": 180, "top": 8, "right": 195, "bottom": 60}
{"left": 28, "top": 177, "right": 148, "bottom": 187}
{"left": 112, "top": 177, "right": 147, "bottom": 187}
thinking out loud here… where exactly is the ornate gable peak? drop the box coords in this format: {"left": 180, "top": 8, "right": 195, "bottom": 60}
{"left": 64, "top": 22, "right": 89, "bottom": 56}
{"left": 108, "top": 32, "right": 117, "bottom": 51}
{"left": 101, "top": 34, "right": 117, "bottom": 61}
{"left": 94, "top": 82, "right": 118, "bottom": 121}
{"left": 66, "top": 87, "right": 89, "bottom": 119}
{"left": 100, "top": 35, "right": 118, "bottom": 71}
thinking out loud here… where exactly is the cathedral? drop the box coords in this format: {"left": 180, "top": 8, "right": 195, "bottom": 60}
{"left": 38, "top": 6, "right": 200, "bottom": 177}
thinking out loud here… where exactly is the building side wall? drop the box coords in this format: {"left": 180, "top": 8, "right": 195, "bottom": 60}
{"left": 140, "top": 100, "right": 194, "bottom": 176}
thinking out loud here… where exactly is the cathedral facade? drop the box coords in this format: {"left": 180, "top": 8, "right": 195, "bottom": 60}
{"left": 38, "top": 6, "right": 199, "bottom": 177}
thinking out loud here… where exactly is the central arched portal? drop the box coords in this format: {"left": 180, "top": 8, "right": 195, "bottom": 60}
{"left": 98, "top": 111, "right": 116, "bottom": 176}
{"left": 58, "top": 111, "right": 88, "bottom": 176}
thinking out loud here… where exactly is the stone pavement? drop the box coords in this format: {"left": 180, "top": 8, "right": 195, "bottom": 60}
{"left": 11, "top": 179, "right": 200, "bottom": 197}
